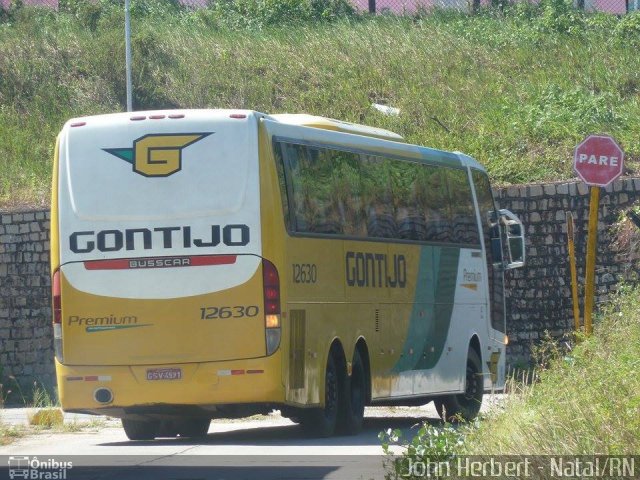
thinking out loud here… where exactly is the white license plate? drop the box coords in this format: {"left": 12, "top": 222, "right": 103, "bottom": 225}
{"left": 146, "top": 368, "right": 182, "bottom": 381}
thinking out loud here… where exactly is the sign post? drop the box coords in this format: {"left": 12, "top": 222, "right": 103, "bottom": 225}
{"left": 573, "top": 135, "right": 624, "bottom": 335}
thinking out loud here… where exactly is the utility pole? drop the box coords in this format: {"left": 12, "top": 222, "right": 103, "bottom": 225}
{"left": 125, "top": 0, "right": 133, "bottom": 112}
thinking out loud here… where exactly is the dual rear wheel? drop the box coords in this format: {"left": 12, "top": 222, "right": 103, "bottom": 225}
{"left": 300, "top": 349, "right": 366, "bottom": 437}
{"left": 122, "top": 417, "right": 211, "bottom": 441}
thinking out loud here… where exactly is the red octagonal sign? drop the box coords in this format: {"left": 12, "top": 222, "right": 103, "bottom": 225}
{"left": 574, "top": 135, "right": 624, "bottom": 187}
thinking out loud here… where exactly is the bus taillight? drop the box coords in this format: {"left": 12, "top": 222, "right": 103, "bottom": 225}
{"left": 262, "top": 259, "right": 281, "bottom": 355}
{"left": 52, "top": 270, "right": 63, "bottom": 363}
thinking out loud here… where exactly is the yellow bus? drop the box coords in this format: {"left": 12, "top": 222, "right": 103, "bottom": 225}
{"left": 51, "top": 110, "right": 524, "bottom": 440}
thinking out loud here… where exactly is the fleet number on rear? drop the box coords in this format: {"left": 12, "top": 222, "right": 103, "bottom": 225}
{"left": 200, "top": 305, "right": 260, "bottom": 320}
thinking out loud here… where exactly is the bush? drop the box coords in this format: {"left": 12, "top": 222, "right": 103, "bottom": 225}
{"left": 615, "top": 11, "right": 640, "bottom": 44}
{"left": 380, "top": 421, "right": 468, "bottom": 478}
{"left": 209, "top": 0, "right": 355, "bottom": 29}
{"left": 538, "top": 0, "right": 585, "bottom": 33}
{"left": 462, "top": 285, "right": 640, "bottom": 455}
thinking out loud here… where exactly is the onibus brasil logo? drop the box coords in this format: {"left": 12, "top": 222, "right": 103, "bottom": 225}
{"left": 8, "top": 456, "right": 72, "bottom": 479}
{"left": 104, "top": 132, "right": 212, "bottom": 177}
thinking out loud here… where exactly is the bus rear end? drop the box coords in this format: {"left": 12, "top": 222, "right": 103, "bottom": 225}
{"left": 51, "top": 110, "right": 283, "bottom": 438}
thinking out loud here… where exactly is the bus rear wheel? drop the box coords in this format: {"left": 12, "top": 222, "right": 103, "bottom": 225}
{"left": 122, "top": 418, "right": 160, "bottom": 441}
{"left": 434, "top": 348, "right": 483, "bottom": 422}
{"left": 177, "top": 417, "right": 211, "bottom": 438}
{"left": 340, "top": 349, "right": 365, "bottom": 435}
{"left": 300, "top": 353, "right": 340, "bottom": 437}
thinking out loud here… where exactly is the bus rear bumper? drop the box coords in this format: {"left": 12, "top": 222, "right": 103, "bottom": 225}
{"left": 55, "top": 354, "right": 284, "bottom": 417}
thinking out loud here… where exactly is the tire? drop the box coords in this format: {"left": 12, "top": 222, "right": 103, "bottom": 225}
{"left": 340, "top": 349, "right": 366, "bottom": 435}
{"left": 434, "top": 348, "right": 483, "bottom": 422}
{"left": 156, "top": 420, "right": 179, "bottom": 438}
{"left": 300, "top": 353, "right": 340, "bottom": 437}
{"left": 177, "top": 417, "right": 211, "bottom": 438}
{"left": 122, "top": 418, "right": 160, "bottom": 441}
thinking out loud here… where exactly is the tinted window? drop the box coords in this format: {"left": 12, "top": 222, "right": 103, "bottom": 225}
{"left": 447, "top": 168, "right": 480, "bottom": 245}
{"left": 274, "top": 140, "right": 480, "bottom": 245}
{"left": 417, "top": 165, "right": 452, "bottom": 242}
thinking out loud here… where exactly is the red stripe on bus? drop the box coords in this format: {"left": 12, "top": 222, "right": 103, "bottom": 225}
{"left": 230, "top": 370, "right": 245, "bottom": 375}
{"left": 84, "top": 255, "right": 237, "bottom": 270}
{"left": 84, "top": 376, "right": 98, "bottom": 381}
{"left": 189, "top": 255, "right": 237, "bottom": 267}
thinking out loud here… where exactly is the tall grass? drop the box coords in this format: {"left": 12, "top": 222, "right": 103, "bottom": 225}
{"left": 463, "top": 285, "right": 640, "bottom": 455}
{"left": 1, "top": 3, "right": 639, "bottom": 206}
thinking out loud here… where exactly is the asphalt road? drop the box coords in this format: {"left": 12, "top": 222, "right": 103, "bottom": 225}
{"left": 0, "top": 397, "right": 503, "bottom": 480}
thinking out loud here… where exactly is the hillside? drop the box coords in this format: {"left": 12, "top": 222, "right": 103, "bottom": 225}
{"left": 1, "top": 2, "right": 640, "bottom": 207}
{"left": 462, "top": 285, "right": 640, "bottom": 456}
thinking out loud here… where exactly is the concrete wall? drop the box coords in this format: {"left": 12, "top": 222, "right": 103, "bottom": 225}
{"left": 496, "top": 177, "right": 640, "bottom": 367}
{"left": 0, "top": 177, "right": 638, "bottom": 400}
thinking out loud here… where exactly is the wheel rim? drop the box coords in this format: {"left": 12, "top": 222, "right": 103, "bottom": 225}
{"left": 462, "top": 363, "right": 479, "bottom": 404}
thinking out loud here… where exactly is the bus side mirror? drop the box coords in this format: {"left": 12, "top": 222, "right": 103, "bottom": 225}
{"left": 499, "top": 209, "right": 525, "bottom": 269}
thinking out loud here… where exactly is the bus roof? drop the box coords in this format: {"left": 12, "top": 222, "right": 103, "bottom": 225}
{"left": 269, "top": 114, "right": 405, "bottom": 142}
{"left": 268, "top": 115, "right": 486, "bottom": 172}
{"left": 60, "top": 109, "right": 485, "bottom": 172}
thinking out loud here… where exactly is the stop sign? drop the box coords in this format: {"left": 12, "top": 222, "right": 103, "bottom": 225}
{"left": 574, "top": 135, "right": 624, "bottom": 187}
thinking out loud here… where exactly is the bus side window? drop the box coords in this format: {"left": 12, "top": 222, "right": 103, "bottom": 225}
{"left": 273, "top": 142, "right": 293, "bottom": 232}
{"left": 360, "top": 154, "right": 396, "bottom": 239}
{"left": 394, "top": 162, "right": 427, "bottom": 241}
{"left": 417, "top": 165, "right": 452, "bottom": 243}
{"left": 446, "top": 168, "right": 480, "bottom": 245}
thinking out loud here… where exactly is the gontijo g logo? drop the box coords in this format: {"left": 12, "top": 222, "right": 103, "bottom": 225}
{"left": 104, "top": 133, "right": 212, "bottom": 177}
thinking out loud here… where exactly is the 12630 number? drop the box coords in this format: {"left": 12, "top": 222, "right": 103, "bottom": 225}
{"left": 293, "top": 263, "right": 317, "bottom": 284}
{"left": 200, "top": 305, "right": 259, "bottom": 320}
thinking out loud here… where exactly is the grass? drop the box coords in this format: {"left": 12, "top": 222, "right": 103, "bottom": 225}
{"left": 462, "top": 285, "right": 640, "bottom": 455}
{"left": 0, "top": 381, "right": 107, "bottom": 444}
{"left": 1, "top": 2, "right": 640, "bottom": 207}
{"left": 381, "top": 285, "right": 640, "bottom": 476}
{"left": 0, "top": 422, "right": 25, "bottom": 446}
{"left": 0, "top": 417, "right": 109, "bottom": 445}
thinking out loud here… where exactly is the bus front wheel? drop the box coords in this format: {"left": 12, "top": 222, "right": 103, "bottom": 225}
{"left": 300, "top": 353, "right": 340, "bottom": 437}
{"left": 122, "top": 418, "right": 160, "bottom": 441}
{"left": 434, "top": 348, "right": 483, "bottom": 422}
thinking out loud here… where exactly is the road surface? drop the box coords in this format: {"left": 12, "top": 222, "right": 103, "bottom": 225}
{"left": 0, "top": 397, "right": 503, "bottom": 479}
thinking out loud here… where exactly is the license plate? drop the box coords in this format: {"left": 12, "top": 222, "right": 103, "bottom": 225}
{"left": 146, "top": 368, "right": 182, "bottom": 381}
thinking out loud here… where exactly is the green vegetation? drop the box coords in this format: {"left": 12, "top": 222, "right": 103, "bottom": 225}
{"left": 382, "top": 285, "right": 640, "bottom": 469}
{"left": 0, "top": 416, "right": 108, "bottom": 445}
{"left": 27, "top": 381, "right": 63, "bottom": 428}
{"left": 1, "top": 1, "right": 639, "bottom": 206}
{"left": 0, "top": 378, "right": 106, "bottom": 444}
{"left": 0, "top": 422, "right": 24, "bottom": 446}
{"left": 463, "top": 286, "right": 640, "bottom": 455}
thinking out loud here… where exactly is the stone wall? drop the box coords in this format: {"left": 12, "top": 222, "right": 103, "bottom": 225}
{"left": 496, "top": 177, "right": 640, "bottom": 368}
{"left": 0, "top": 178, "right": 639, "bottom": 399}
{"left": 0, "top": 210, "right": 54, "bottom": 402}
